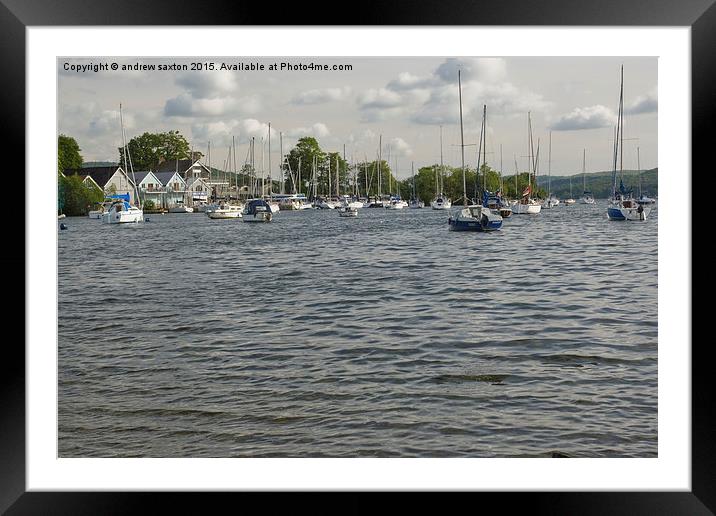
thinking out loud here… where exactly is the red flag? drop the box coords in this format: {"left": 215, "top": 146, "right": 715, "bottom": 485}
{"left": 522, "top": 185, "right": 531, "bottom": 197}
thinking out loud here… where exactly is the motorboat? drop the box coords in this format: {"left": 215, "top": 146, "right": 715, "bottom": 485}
{"left": 385, "top": 197, "right": 408, "bottom": 209}
{"left": 448, "top": 204, "right": 503, "bottom": 232}
{"left": 207, "top": 202, "right": 243, "bottom": 219}
{"left": 101, "top": 200, "right": 143, "bottom": 224}
{"left": 242, "top": 199, "right": 273, "bottom": 222}
{"left": 431, "top": 195, "right": 452, "bottom": 210}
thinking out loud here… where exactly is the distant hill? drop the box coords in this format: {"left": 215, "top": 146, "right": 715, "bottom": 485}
{"left": 535, "top": 168, "right": 657, "bottom": 199}
{"left": 82, "top": 161, "right": 119, "bottom": 168}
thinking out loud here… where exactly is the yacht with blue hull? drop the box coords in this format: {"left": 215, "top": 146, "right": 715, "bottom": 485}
{"left": 448, "top": 205, "right": 503, "bottom": 231}
{"left": 242, "top": 199, "right": 273, "bottom": 222}
{"left": 606, "top": 66, "right": 651, "bottom": 222}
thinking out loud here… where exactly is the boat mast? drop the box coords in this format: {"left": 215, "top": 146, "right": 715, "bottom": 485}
{"left": 279, "top": 131, "right": 284, "bottom": 195}
{"left": 548, "top": 131, "right": 552, "bottom": 198}
{"left": 482, "top": 105, "right": 487, "bottom": 193}
{"left": 637, "top": 146, "right": 642, "bottom": 197}
{"left": 268, "top": 123, "right": 272, "bottom": 200}
{"left": 378, "top": 135, "right": 382, "bottom": 200}
{"left": 232, "top": 135, "right": 237, "bottom": 200}
{"left": 439, "top": 125, "right": 444, "bottom": 194}
{"left": 458, "top": 70, "right": 467, "bottom": 206}
{"left": 119, "top": 103, "right": 140, "bottom": 208}
{"left": 499, "top": 143, "right": 503, "bottom": 194}
{"left": 476, "top": 105, "right": 483, "bottom": 199}
{"left": 583, "top": 148, "right": 586, "bottom": 193}
{"left": 527, "top": 112, "right": 532, "bottom": 199}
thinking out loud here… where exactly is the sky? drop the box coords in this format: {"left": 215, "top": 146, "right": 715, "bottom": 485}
{"left": 58, "top": 57, "right": 657, "bottom": 178}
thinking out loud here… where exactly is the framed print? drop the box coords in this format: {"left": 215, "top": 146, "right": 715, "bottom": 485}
{"left": 5, "top": 0, "right": 706, "bottom": 512}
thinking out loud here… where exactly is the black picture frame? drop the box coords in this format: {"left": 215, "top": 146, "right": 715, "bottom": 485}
{"left": 4, "top": 0, "right": 705, "bottom": 513}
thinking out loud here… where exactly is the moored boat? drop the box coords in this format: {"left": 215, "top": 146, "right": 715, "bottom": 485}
{"left": 207, "top": 202, "right": 242, "bottom": 219}
{"left": 242, "top": 198, "right": 273, "bottom": 222}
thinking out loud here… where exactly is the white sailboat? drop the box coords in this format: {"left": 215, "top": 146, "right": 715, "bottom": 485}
{"left": 447, "top": 73, "right": 503, "bottom": 232}
{"left": 102, "top": 103, "right": 143, "bottom": 224}
{"left": 431, "top": 126, "right": 452, "bottom": 210}
{"left": 542, "top": 132, "right": 559, "bottom": 208}
{"left": 606, "top": 66, "right": 651, "bottom": 221}
{"left": 206, "top": 201, "right": 242, "bottom": 219}
{"left": 635, "top": 147, "right": 656, "bottom": 204}
{"left": 512, "top": 112, "right": 542, "bottom": 215}
{"left": 578, "top": 149, "right": 595, "bottom": 204}
{"left": 408, "top": 162, "right": 424, "bottom": 208}
{"left": 564, "top": 170, "right": 576, "bottom": 205}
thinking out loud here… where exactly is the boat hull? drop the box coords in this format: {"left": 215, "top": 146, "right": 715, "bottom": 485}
{"left": 102, "top": 210, "right": 143, "bottom": 224}
{"left": 607, "top": 204, "right": 650, "bottom": 221}
{"left": 448, "top": 207, "right": 503, "bottom": 232}
{"left": 242, "top": 210, "right": 272, "bottom": 222}
{"left": 512, "top": 202, "right": 541, "bottom": 214}
{"left": 207, "top": 211, "right": 242, "bottom": 219}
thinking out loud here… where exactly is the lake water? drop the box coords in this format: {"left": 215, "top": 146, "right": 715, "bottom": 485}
{"left": 58, "top": 202, "right": 657, "bottom": 457}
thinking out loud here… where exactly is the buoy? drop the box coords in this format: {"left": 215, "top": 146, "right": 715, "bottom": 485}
{"left": 59, "top": 223, "right": 67, "bottom": 230}
{"left": 145, "top": 217, "right": 150, "bottom": 222}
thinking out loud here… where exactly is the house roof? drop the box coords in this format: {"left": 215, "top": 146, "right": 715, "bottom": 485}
{"left": 186, "top": 176, "right": 209, "bottom": 187}
{"left": 132, "top": 171, "right": 156, "bottom": 184}
{"left": 80, "top": 175, "right": 102, "bottom": 189}
{"left": 64, "top": 166, "right": 128, "bottom": 188}
{"left": 154, "top": 171, "right": 185, "bottom": 186}
{"left": 155, "top": 159, "right": 194, "bottom": 173}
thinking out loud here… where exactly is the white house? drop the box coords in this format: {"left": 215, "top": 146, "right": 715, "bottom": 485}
{"left": 154, "top": 171, "right": 188, "bottom": 208}
{"left": 64, "top": 166, "right": 138, "bottom": 205}
{"left": 132, "top": 171, "right": 164, "bottom": 208}
{"left": 156, "top": 158, "right": 212, "bottom": 182}
{"left": 185, "top": 176, "right": 211, "bottom": 205}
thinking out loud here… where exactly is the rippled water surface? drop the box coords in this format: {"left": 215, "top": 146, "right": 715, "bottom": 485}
{"left": 58, "top": 203, "right": 657, "bottom": 457}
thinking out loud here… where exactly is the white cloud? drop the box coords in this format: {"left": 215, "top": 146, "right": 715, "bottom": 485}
{"left": 387, "top": 72, "right": 434, "bottom": 91}
{"left": 388, "top": 137, "right": 413, "bottom": 157}
{"left": 292, "top": 87, "right": 352, "bottom": 105}
{"left": 190, "top": 119, "right": 279, "bottom": 151}
{"left": 363, "top": 57, "right": 549, "bottom": 126}
{"left": 434, "top": 58, "right": 507, "bottom": 83}
{"left": 176, "top": 71, "right": 239, "bottom": 99}
{"left": 625, "top": 89, "right": 657, "bottom": 115}
{"left": 357, "top": 88, "right": 403, "bottom": 109}
{"left": 550, "top": 105, "right": 617, "bottom": 131}
{"left": 286, "top": 123, "right": 331, "bottom": 139}
{"left": 164, "top": 94, "right": 261, "bottom": 117}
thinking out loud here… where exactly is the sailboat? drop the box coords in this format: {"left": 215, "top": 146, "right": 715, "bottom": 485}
{"left": 543, "top": 132, "right": 559, "bottom": 208}
{"left": 447, "top": 72, "right": 503, "bottom": 232}
{"left": 578, "top": 149, "right": 595, "bottom": 204}
{"left": 476, "top": 105, "right": 511, "bottom": 218}
{"left": 606, "top": 66, "right": 651, "bottom": 221}
{"left": 635, "top": 147, "right": 656, "bottom": 204}
{"left": 511, "top": 112, "right": 542, "bottom": 214}
{"left": 409, "top": 162, "right": 424, "bottom": 208}
{"left": 564, "top": 173, "right": 576, "bottom": 205}
{"left": 102, "top": 104, "right": 143, "bottom": 224}
{"left": 431, "top": 126, "right": 452, "bottom": 210}
{"left": 243, "top": 132, "right": 273, "bottom": 222}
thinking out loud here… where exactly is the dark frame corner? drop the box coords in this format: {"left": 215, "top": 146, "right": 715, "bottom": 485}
{"left": 6, "top": 0, "right": 707, "bottom": 513}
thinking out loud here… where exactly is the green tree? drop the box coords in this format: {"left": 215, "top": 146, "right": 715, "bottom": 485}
{"left": 119, "top": 131, "right": 190, "bottom": 171}
{"left": 355, "top": 160, "right": 395, "bottom": 198}
{"left": 285, "top": 137, "right": 326, "bottom": 196}
{"left": 58, "top": 135, "right": 83, "bottom": 174}
{"left": 58, "top": 175, "right": 104, "bottom": 216}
